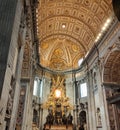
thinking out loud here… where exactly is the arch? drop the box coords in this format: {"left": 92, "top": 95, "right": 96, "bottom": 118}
{"left": 102, "top": 49, "right": 120, "bottom": 129}
{"left": 79, "top": 110, "right": 86, "bottom": 126}
{"left": 103, "top": 50, "right": 120, "bottom": 83}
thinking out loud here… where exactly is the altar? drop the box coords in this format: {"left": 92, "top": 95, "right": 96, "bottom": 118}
{"left": 42, "top": 76, "right": 74, "bottom": 130}
{"left": 44, "top": 124, "right": 73, "bottom": 130}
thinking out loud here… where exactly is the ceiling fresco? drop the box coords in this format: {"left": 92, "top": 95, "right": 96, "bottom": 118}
{"left": 36, "top": 0, "right": 113, "bottom": 71}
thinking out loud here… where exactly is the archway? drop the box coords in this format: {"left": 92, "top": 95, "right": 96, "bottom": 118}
{"left": 103, "top": 50, "right": 120, "bottom": 83}
{"left": 103, "top": 50, "right": 120, "bottom": 129}
{"left": 79, "top": 111, "right": 86, "bottom": 127}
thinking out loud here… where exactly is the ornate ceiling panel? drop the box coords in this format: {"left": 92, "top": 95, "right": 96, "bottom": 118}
{"left": 37, "top": 0, "right": 113, "bottom": 71}
{"left": 40, "top": 38, "right": 85, "bottom": 71}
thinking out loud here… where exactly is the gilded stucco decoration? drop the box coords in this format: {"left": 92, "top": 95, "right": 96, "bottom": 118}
{"left": 37, "top": 0, "right": 113, "bottom": 71}
{"left": 42, "top": 75, "right": 73, "bottom": 114}
{"left": 40, "top": 38, "right": 84, "bottom": 71}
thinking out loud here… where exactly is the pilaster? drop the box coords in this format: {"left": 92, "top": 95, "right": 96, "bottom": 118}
{"left": 0, "top": 0, "right": 18, "bottom": 96}
{"left": 87, "top": 70, "right": 96, "bottom": 130}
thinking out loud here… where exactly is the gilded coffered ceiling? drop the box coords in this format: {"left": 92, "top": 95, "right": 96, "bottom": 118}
{"left": 36, "top": 0, "right": 114, "bottom": 71}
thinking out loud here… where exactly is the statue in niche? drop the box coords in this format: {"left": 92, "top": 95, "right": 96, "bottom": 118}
{"left": 6, "top": 88, "right": 14, "bottom": 115}
{"left": 80, "top": 103, "right": 85, "bottom": 110}
{"left": 6, "top": 94, "right": 13, "bottom": 115}
{"left": 93, "top": 72, "right": 97, "bottom": 87}
{"left": 6, "top": 75, "right": 16, "bottom": 115}
{"left": 96, "top": 107, "right": 102, "bottom": 126}
{"left": 79, "top": 110, "right": 86, "bottom": 129}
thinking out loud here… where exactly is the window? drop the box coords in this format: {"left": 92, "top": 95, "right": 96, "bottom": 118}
{"left": 78, "top": 58, "right": 83, "bottom": 66}
{"left": 55, "top": 89, "right": 61, "bottom": 98}
{"left": 33, "top": 77, "right": 43, "bottom": 97}
{"left": 80, "top": 83, "right": 87, "bottom": 98}
{"left": 33, "top": 78, "right": 38, "bottom": 96}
